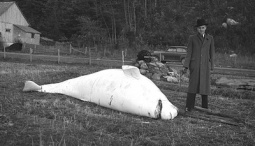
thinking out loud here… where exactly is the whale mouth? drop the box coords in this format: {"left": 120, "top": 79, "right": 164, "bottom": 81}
{"left": 159, "top": 100, "right": 178, "bottom": 120}
{"left": 154, "top": 100, "right": 162, "bottom": 119}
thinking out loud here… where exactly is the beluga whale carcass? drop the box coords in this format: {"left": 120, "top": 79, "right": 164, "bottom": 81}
{"left": 23, "top": 65, "right": 178, "bottom": 120}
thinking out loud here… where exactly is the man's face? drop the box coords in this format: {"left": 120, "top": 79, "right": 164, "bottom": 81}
{"left": 197, "top": 25, "right": 207, "bottom": 35}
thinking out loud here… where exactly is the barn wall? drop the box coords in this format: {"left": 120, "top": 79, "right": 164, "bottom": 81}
{"left": 13, "top": 26, "right": 40, "bottom": 45}
{"left": 0, "top": 22, "right": 13, "bottom": 45}
{"left": 24, "top": 33, "right": 40, "bottom": 45}
{"left": 13, "top": 25, "right": 26, "bottom": 42}
{"left": 0, "top": 3, "right": 29, "bottom": 26}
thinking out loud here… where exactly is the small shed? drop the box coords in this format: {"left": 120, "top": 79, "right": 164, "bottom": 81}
{"left": 0, "top": 2, "right": 40, "bottom": 46}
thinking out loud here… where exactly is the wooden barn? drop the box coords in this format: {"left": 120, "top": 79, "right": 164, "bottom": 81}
{"left": 0, "top": 1, "right": 40, "bottom": 47}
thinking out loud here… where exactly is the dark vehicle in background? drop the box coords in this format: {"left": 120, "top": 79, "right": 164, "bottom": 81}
{"left": 151, "top": 46, "right": 187, "bottom": 64}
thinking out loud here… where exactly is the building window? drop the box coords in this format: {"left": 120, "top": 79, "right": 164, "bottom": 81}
{"left": 31, "top": 33, "right": 35, "bottom": 38}
{"left": 6, "top": 29, "right": 11, "bottom": 32}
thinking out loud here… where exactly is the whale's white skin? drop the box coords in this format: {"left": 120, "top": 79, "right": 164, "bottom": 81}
{"left": 23, "top": 66, "right": 178, "bottom": 119}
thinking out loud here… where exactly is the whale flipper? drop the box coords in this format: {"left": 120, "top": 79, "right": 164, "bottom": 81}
{"left": 23, "top": 81, "right": 41, "bottom": 92}
{"left": 122, "top": 65, "right": 141, "bottom": 80}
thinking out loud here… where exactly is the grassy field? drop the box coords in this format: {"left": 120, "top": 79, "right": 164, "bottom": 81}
{"left": 0, "top": 60, "right": 255, "bottom": 146}
{"left": 214, "top": 52, "right": 255, "bottom": 70}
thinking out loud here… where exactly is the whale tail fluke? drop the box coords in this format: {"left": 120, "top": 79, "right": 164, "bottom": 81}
{"left": 23, "top": 81, "right": 41, "bottom": 92}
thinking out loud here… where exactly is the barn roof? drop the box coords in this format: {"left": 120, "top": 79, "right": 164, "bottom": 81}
{"left": 0, "top": 2, "right": 14, "bottom": 16}
{"left": 0, "top": 2, "right": 31, "bottom": 26}
{"left": 14, "top": 24, "right": 41, "bottom": 34}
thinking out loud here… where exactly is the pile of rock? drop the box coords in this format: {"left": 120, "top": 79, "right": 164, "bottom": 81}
{"left": 133, "top": 51, "right": 188, "bottom": 83}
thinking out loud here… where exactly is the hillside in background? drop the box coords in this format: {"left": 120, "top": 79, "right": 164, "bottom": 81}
{"left": 3, "top": 0, "right": 255, "bottom": 54}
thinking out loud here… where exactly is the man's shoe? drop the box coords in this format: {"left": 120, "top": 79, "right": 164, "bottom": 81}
{"left": 184, "top": 107, "right": 197, "bottom": 116}
{"left": 185, "top": 107, "right": 192, "bottom": 112}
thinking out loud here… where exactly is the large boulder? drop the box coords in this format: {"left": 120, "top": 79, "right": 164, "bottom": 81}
{"left": 133, "top": 54, "right": 189, "bottom": 83}
{"left": 133, "top": 50, "right": 189, "bottom": 83}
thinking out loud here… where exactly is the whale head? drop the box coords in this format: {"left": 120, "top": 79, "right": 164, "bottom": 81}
{"left": 160, "top": 100, "right": 178, "bottom": 120}
{"left": 122, "top": 65, "right": 178, "bottom": 119}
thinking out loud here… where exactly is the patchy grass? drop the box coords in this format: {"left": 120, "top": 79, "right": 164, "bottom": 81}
{"left": 154, "top": 81, "right": 255, "bottom": 100}
{"left": 214, "top": 52, "right": 255, "bottom": 70}
{"left": 0, "top": 61, "right": 255, "bottom": 146}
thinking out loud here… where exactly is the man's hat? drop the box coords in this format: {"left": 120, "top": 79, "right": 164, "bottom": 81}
{"left": 195, "top": 18, "right": 208, "bottom": 27}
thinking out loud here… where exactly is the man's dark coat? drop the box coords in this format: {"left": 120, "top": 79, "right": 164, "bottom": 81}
{"left": 183, "top": 33, "right": 215, "bottom": 95}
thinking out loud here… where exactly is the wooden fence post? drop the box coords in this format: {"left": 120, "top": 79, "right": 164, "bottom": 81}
{"left": 103, "top": 46, "right": 106, "bottom": 57}
{"left": 58, "top": 49, "right": 60, "bottom": 64}
{"left": 89, "top": 47, "right": 92, "bottom": 65}
{"left": 3, "top": 46, "right": 6, "bottom": 59}
{"left": 83, "top": 44, "right": 86, "bottom": 54}
{"left": 85, "top": 46, "right": 87, "bottom": 54}
{"left": 23, "top": 43, "right": 26, "bottom": 50}
{"left": 69, "top": 44, "right": 72, "bottom": 54}
{"left": 124, "top": 48, "right": 127, "bottom": 57}
{"left": 122, "top": 51, "right": 124, "bottom": 65}
{"left": 30, "top": 48, "right": 33, "bottom": 62}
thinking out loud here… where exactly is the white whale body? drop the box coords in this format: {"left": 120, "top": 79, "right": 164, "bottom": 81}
{"left": 23, "top": 65, "right": 178, "bottom": 119}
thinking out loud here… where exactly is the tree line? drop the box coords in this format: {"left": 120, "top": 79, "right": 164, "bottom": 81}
{"left": 7, "top": 0, "right": 255, "bottom": 54}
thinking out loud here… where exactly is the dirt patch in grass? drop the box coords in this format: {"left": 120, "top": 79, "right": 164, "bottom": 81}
{"left": 0, "top": 61, "right": 255, "bottom": 145}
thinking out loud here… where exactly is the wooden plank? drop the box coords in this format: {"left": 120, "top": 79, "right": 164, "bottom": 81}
{"left": 179, "top": 109, "right": 241, "bottom": 126}
{"left": 186, "top": 113, "right": 241, "bottom": 126}
{"left": 193, "top": 106, "right": 255, "bottom": 128}
{"left": 194, "top": 106, "right": 233, "bottom": 119}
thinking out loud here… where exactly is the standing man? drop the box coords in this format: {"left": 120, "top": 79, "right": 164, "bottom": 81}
{"left": 183, "top": 18, "right": 215, "bottom": 112}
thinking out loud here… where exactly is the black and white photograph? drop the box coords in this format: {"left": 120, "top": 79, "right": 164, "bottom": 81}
{"left": 0, "top": 0, "right": 254, "bottom": 145}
